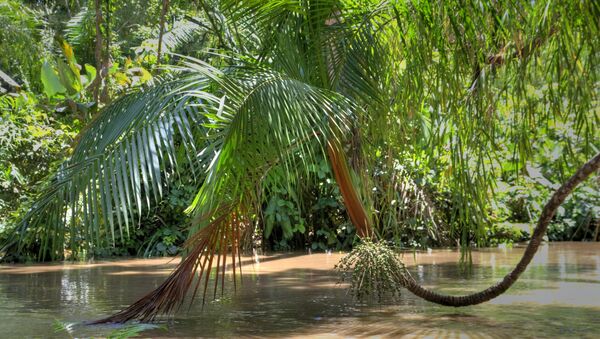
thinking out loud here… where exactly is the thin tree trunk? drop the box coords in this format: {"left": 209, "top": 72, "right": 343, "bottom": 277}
{"left": 199, "top": 0, "right": 227, "bottom": 49}
{"left": 100, "top": 0, "right": 110, "bottom": 102}
{"left": 401, "top": 152, "right": 600, "bottom": 306}
{"left": 157, "top": 0, "right": 170, "bottom": 64}
{"left": 92, "top": 0, "right": 103, "bottom": 104}
{"left": 64, "top": 0, "right": 71, "bottom": 17}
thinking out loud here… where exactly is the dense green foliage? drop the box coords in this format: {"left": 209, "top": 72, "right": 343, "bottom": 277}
{"left": 0, "top": 94, "right": 78, "bottom": 231}
{"left": 0, "top": 0, "right": 598, "bottom": 263}
{"left": 0, "top": 1, "right": 48, "bottom": 91}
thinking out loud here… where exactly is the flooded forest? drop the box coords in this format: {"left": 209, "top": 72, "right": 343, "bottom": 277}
{"left": 1, "top": 0, "right": 599, "bottom": 338}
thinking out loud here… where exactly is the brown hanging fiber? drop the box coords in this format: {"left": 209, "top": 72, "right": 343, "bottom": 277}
{"left": 91, "top": 206, "right": 246, "bottom": 323}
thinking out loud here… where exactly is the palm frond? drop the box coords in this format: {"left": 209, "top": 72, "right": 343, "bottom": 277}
{"left": 88, "top": 56, "right": 358, "bottom": 321}
{"left": 141, "top": 16, "right": 209, "bottom": 57}
{"left": 64, "top": 7, "right": 94, "bottom": 51}
{"left": 5, "top": 76, "right": 217, "bottom": 260}
{"left": 173, "top": 56, "right": 356, "bottom": 214}
{"left": 166, "top": 18, "right": 205, "bottom": 50}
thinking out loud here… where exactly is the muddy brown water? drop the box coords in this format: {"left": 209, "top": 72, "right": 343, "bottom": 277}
{"left": 1, "top": 242, "right": 599, "bottom": 338}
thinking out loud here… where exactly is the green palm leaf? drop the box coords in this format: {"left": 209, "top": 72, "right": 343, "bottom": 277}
{"left": 5, "top": 76, "right": 218, "bottom": 260}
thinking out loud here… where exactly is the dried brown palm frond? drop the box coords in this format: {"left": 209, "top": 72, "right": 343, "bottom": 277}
{"left": 92, "top": 206, "right": 246, "bottom": 324}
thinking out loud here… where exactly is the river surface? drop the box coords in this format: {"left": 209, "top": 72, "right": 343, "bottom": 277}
{"left": 1, "top": 242, "right": 599, "bottom": 338}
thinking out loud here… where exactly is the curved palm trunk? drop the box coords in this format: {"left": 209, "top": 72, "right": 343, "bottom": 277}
{"left": 400, "top": 151, "right": 600, "bottom": 306}
{"left": 93, "top": 150, "right": 598, "bottom": 323}
{"left": 355, "top": 151, "right": 598, "bottom": 306}
{"left": 328, "top": 142, "right": 599, "bottom": 306}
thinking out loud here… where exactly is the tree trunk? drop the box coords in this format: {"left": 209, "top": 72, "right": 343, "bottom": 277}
{"left": 92, "top": 0, "right": 103, "bottom": 103}
{"left": 100, "top": 0, "right": 111, "bottom": 103}
{"left": 199, "top": 0, "right": 227, "bottom": 49}
{"left": 157, "top": 0, "right": 170, "bottom": 64}
{"left": 64, "top": 0, "right": 71, "bottom": 17}
{"left": 400, "top": 151, "right": 600, "bottom": 306}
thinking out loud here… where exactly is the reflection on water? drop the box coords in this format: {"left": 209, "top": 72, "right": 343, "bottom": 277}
{"left": 1, "top": 243, "right": 599, "bottom": 338}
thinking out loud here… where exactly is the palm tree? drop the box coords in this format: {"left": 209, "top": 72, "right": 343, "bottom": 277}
{"left": 2, "top": 0, "right": 598, "bottom": 322}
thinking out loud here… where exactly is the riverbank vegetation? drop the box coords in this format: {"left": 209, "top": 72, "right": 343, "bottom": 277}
{"left": 2, "top": 0, "right": 598, "bottom": 263}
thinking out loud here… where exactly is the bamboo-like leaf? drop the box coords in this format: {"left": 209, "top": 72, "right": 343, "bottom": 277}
{"left": 114, "top": 152, "right": 130, "bottom": 237}
{"left": 127, "top": 138, "right": 142, "bottom": 218}
{"left": 135, "top": 132, "right": 151, "bottom": 211}
{"left": 107, "top": 158, "right": 124, "bottom": 241}
{"left": 119, "top": 143, "right": 135, "bottom": 229}
{"left": 100, "top": 161, "right": 115, "bottom": 245}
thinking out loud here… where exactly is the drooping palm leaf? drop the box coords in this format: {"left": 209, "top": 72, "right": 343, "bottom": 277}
{"left": 5, "top": 75, "right": 218, "bottom": 260}
{"left": 165, "top": 19, "right": 204, "bottom": 51}
{"left": 149, "top": 16, "right": 210, "bottom": 55}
